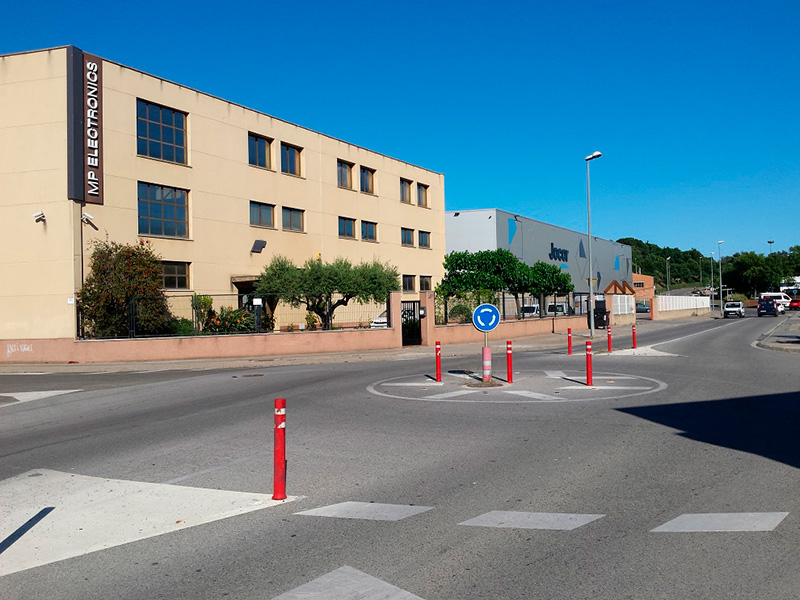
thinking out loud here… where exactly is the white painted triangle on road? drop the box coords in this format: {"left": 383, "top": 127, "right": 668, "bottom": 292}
{"left": 0, "top": 469, "right": 297, "bottom": 577}
{"left": 503, "top": 390, "right": 560, "bottom": 401}
{"left": 271, "top": 565, "right": 425, "bottom": 600}
{"left": 0, "top": 390, "right": 81, "bottom": 404}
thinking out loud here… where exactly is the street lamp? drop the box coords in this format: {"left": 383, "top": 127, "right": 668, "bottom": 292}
{"left": 585, "top": 151, "right": 602, "bottom": 338}
{"left": 666, "top": 257, "right": 671, "bottom": 292}
{"left": 710, "top": 251, "right": 715, "bottom": 308}
{"left": 717, "top": 240, "right": 725, "bottom": 316}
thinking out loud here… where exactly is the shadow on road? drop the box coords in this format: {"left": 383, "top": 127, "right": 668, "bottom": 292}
{"left": 618, "top": 391, "right": 800, "bottom": 469}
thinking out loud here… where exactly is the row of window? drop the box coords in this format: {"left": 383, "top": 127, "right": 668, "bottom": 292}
{"left": 161, "top": 260, "right": 432, "bottom": 295}
{"left": 136, "top": 99, "right": 431, "bottom": 207}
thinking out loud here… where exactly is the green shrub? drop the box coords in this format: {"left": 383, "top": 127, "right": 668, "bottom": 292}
{"left": 205, "top": 306, "right": 255, "bottom": 333}
{"left": 449, "top": 304, "right": 472, "bottom": 324}
{"left": 169, "top": 317, "right": 195, "bottom": 336}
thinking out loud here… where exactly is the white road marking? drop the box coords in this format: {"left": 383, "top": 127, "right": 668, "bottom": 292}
{"left": 544, "top": 370, "right": 567, "bottom": 378}
{"left": 381, "top": 382, "right": 444, "bottom": 387}
{"left": 0, "top": 469, "right": 296, "bottom": 577}
{"left": 460, "top": 511, "right": 605, "bottom": 531}
{"left": 271, "top": 566, "right": 425, "bottom": 600}
{"left": 558, "top": 385, "right": 653, "bottom": 390}
{"left": 651, "top": 512, "right": 789, "bottom": 532}
{"left": 424, "top": 390, "right": 480, "bottom": 399}
{"left": 295, "top": 501, "right": 433, "bottom": 521}
{"left": 0, "top": 390, "right": 81, "bottom": 405}
{"left": 503, "top": 390, "right": 561, "bottom": 401}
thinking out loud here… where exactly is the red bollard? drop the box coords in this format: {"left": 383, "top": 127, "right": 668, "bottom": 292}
{"left": 435, "top": 341, "right": 442, "bottom": 382}
{"left": 272, "top": 398, "right": 287, "bottom": 500}
{"left": 506, "top": 340, "right": 513, "bottom": 383}
{"left": 568, "top": 328, "right": 573, "bottom": 355}
{"left": 607, "top": 326, "right": 612, "bottom": 353}
{"left": 482, "top": 346, "right": 492, "bottom": 382}
{"left": 585, "top": 341, "right": 593, "bottom": 387}
{"left": 632, "top": 323, "right": 637, "bottom": 349}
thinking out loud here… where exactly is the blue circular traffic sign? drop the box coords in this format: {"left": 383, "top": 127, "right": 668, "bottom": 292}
{"left": 472, "top": 303, "right": 500, "bottom": 332}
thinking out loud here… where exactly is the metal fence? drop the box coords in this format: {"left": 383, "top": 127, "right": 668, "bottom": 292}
{"left": 436, "top": 292, "right": 585, "bottom": 325}
{"left": 78, "top": 293, "right": 389, "bottom": 339}
{"left": 612, "top": 294, "right": 635, "bottom": 315}
{"left": 656, "top": 295, "right": 711, "bottom": 312}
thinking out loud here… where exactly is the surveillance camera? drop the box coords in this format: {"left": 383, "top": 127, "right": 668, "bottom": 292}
{"left": 33, "top": 211, "right": 45, "bottom": 222}
{"left": 81, "top": 212, "right": 94, "bottom": 222}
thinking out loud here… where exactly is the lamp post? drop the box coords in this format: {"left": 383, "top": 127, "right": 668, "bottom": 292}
{"left": 710, "top": 251, "right": 715, "bottom": 309}
{"left": 717, "top": 240, "right": 725, "bottom": 315}
{"left": 585, "top": 151, "right": 602, "bottom": 338}
{"left": 666, "top": 257, "right": 671, "bottom": 292}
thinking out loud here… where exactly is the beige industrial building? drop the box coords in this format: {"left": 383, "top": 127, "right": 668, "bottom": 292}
{"left": 0, "top": 46, "right": 445, "bottom": 344}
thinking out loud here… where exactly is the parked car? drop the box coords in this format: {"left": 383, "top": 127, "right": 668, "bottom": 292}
{"left": 635, "top": 302, "right": 650, "bottom": 313}
{"left": 370, "top": 310, "right": 388, "bottom": 328}
{"left": 520, "top": 305, "right": 540, "bottom": 317}
{"left": 545, "top": 303, "right": 570, "bottom": 316}
{"left": 789, "top": 298, "right": 800, "bottom": 311}
{"left": 757, "top": 299, "right": 780, "bottom": 317}
{"left": 723, "top": 301, "right": 746, "bottom": 318}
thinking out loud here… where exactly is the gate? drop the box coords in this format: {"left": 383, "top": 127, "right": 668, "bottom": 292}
{"left": 401, "top": 300, "right": 422, "bottom": 346}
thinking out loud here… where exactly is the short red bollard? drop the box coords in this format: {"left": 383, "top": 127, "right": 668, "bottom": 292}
{"left": 435, "top": 341, "right": 442, "bottom": 382}
{"left": 585, "top": 341, "right": 593, "bottom": 387}
{"left": 506, "top": 340, "right": 513, "bottom": 383}
{"left": 568, "top": 328, "right": 573, "bottom": 356}
{"left": 632, "top": 323, "right": 637, "bottom": 349}
{"left": 607, "top": 326, "right": 612, "bottom": 353}
{"left": 482, "top": 346, "right": 492, "bottom": 382}
{"left": 272, "top": 398, "right": 287, "bottom": 500}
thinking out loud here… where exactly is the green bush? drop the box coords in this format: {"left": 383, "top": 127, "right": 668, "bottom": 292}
{"left": 449, "top": 304, "right": 472, "bottom": 324}
{"left": 169, "top": 318, "right": 195, "bottom": 336}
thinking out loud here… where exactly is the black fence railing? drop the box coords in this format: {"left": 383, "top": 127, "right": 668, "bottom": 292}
{"left": 435, "top": 292, "right": 590, "bottom": 325}
{"left": 77, "top": 293, "right": 389, "bottom": 339}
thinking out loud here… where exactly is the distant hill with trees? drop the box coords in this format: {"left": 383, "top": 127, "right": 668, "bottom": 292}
{"left": 618, "top": 237, "right": 800, "bottom": 297}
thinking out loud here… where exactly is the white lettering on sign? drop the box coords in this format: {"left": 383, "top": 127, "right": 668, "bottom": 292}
{"left": 83, "top": 56, "right": 103, "bottom": 202}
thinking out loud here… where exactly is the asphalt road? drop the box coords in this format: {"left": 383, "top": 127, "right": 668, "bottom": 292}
{"left": 1, "top": 313, "right": 799, "bottom": 599}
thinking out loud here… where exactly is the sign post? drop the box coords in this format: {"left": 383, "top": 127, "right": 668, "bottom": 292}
{"left": 472, "top": 304, "right": 500, "bottom": 383}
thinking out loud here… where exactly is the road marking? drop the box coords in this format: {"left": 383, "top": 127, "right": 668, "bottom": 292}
{"left": 0, "top": 390, "right": 81, "bottom": 405}
{"left": 544, "top": 370, "right": 567, "bottom": 378}
{"left": 295, "top": 501, "right": 433, "bottom": 522}
{"left": 459, "top": 511, "right": 604, "bottom": 531}
{"left": 271, "top": 565, "right": 425, "bottom": 600}
{"left": 651, "top": 512, "right": 789, "bottom": 532}
{"left": 0, "top": 469, "right": 296, "bottom": 577}
{"left": 381, "top": 382, "right": 444, "bottom": 387}
{"left": 503, "top": 390, "right": 560, "bottom": 401}
{"left": 557, "top": 385, "right": 652, "bottom": 390}
{"left": 424, "top": 390, "right": 479, "bottom": 399}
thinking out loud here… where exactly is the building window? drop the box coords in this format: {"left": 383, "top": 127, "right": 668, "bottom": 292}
{"left": 420, "top": 276, "right": 432, "bottom": 291}
{"left": 417, "top": 183, "right": 428, "bottom": 207}
{"left": 360, "top": 166, "right": 375, "bottom": 194}
{"left": 402, "top": 275, "right": 415, "bottom": 292}
{"left": 634, "top": 281, "right": 644, "bottom": 288}
{"left": 248, "top": 133, "right": 271, "bottom": 168}
{"left": 418, "top": 231, "right": 431, "bottom": 248}
{"left": 337, "top": 160, "right": 353, "bottom": 189}
{"left": 282, "top": 207, "right": 304, "bottom": 232}
{"left": 161, "top": 261, "right": 189, "bottom": 289}
{"left": 138, "top": 182, "right": 188, "bottom": 238}
{"left": 361, "top": 220, "right": 377, "bottom": 242}
{"left": 250, "top": 201, "right": 274, "bottom": 228}
{"left": 400, "top": 178, "right": 412, "bottom": 204}
{"left": 339, "top": 216, "right": 356, "bottom": 239}
{"left": 281, "top": 143, "right": 302, "bottom": 176}
{"left": 401, "top": 227, "right": 414, "bottom": 247}
{"left": 136, "top": 99, "right": 186, "bottom": 164}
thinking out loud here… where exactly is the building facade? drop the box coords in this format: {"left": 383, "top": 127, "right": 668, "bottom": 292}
{"left": 446, "top": 209, "right": 632, "bottom": 295}
{"left": 1, "top": 46, "right": 445, "bottom": 341}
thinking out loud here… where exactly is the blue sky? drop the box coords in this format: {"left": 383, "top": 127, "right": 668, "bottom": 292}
{"left": 4, "top": 1, "right": 798, "bottom": 257}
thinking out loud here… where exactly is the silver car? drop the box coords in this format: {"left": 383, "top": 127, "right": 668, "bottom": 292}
{"left": 723, "top": 301, "right": 746, "bottom": 318}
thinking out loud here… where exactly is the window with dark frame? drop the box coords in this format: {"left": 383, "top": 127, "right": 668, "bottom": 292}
{"left": 402, "top": 274, "right": 415, "bottom": 292}
{"left": 281, "top": 143, "right": 302, "bottom": 176}
{"left": 420, "top": 276, "right": 432, "bottom": 291}
{"left": 417, "top": 183, "right": 428, "bottom": 207}
{"left": 282, "top": 207, "right": 304, "bottom": 232}
{"left": 136, "top": 99, "right": 186, "bottom": 164}
{"left": 161, "top": 261, "right": 189, "bottom": 289}
{"left": 337, "top": 160, "right": 353, "bottom": 189}
{"left": 249, "top": 201, "right": 274, "bottom": 228}
{"left": 400, "top": 178, "right": 412, "bottom": 204}
{"left": 401, "top": 227, "right": 414, "bottom": 246}
{"left": 360, "top": 166, "right": 375, "bottom": 194}
{"left": 248, "top": 133, "right": 271, "bottom": 168}
{"left": 419, "top": 230, "right": 431, "bottom": 248}
{"left": 138, "top": 182, "right": 188, "bottom": 238}
{"left": 338, "top": 216, "right": 356, "bottom": 239}
{"left": 361, "top": 220, "right": 377, "bottom": 242}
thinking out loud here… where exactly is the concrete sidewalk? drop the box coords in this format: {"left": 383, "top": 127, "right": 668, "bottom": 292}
{"left": 0, "top": 317, "right": 710, "bottom": 374}
{"left": 755, "top": 312, "right": 800, "bottom": 353}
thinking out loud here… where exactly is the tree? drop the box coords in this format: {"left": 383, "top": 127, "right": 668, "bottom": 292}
{"left": 255, "top": 256, "right": 399, "bottom": 330}
{"left": 77, "top": 240, "right": 171, "bottom": 338}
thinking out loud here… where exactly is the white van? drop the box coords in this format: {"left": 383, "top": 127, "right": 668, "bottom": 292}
{"left": 760, "top": 292, "right": 790, "bottom": 311}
